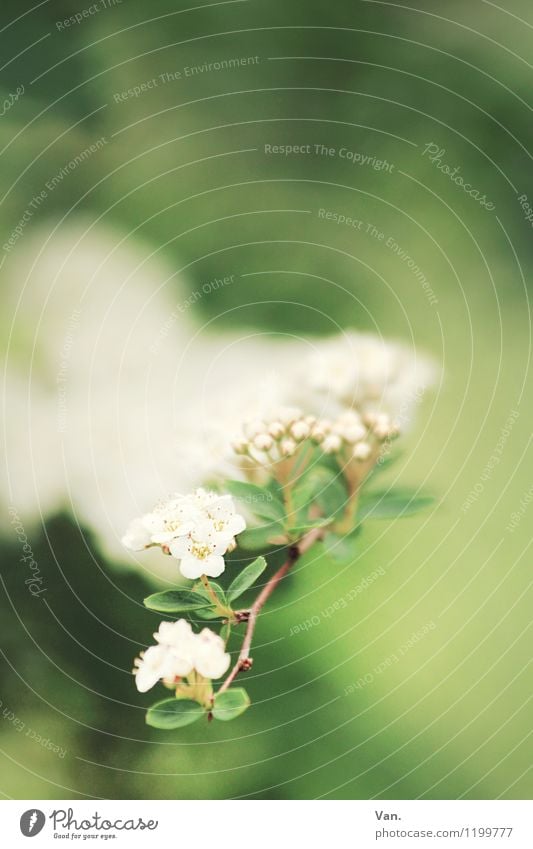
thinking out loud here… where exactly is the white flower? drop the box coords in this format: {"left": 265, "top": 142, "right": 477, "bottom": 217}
{"left": 121, "top": 518, "right": 153, "bottom": 551}
{"left": 134, "top": 645, "right": 185, "bottom": 693}
{"left": 154, "top": 618, "right": 195, "bottom": 651}
{"left": 122, "top": 490, "right": 246, "bottom": 578}
{"left": 169, "top": 521, "right": 229, "bottom": 579}
{"left": 204, "top": 494, "right": 247, "bottom": 539}
{"left": 141, "top": 495, "right": 199, "bottom": 545}
{"left": 193, "top": 628, "right": 231, "bottom": 679}
{"left": 332, "top": 410, "right": 367, "bottom": 444}
{"left": 133, "top": 620, "right": 230, "bottom": 692}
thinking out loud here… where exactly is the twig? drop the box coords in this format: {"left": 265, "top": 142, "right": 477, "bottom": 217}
{"left": 218, "top": 526, "right": 323, "bottom": 693}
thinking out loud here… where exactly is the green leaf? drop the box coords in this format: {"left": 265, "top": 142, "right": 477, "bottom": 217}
{"left": 212, "top": 688, "right": 250, "bottom": 721}
{"left": 146, "top": 698, "right": 205, "bottom": 729}
{"left": 192, "top": 580, "right": 227, "bottom": 604}
{"left": 292, "top": 465, "right": 348, "bottom": 523}
{"left": 322, "top": 527, "right": 361, "bottom": 563}
{"left": 192, "top": 607, "right": 225, "bottom": 620}
{"left": 227, "top": 556, "right": 267, "bottom": 602}
{"left": 358, "top": 488, "right": 435, "bottom": 521}
{"left": 238, "top": 522, "right": 288, "bottom": 551}
{"left": 226, "top": 480, "right": 286, "bottom": 523}
{"left": 144, "top": 590, "right": 211, "bottom": 613}
{"left": 189, "top": 581, "right": 228, "bottom": 620}
{"left": 287, "top": 518, "right": 332, "bottom": 538}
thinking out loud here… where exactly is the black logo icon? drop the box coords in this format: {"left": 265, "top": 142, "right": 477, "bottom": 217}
{"left": 20, "top": 810, "right": 46, "bottom": 837}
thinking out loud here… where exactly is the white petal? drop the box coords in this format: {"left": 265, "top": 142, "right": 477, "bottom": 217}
{"left": 134, "top": 645, "right": 169, "bottom": 692}
{"left": 202, "top": 554, "right": 226, "bottom": 578}
{"left": 122, "top": 518, "right": 151, "bottom": 551}
{"left": 154, "top": 619, "right": 193, "bottom": 648}
{"left": 167, "top": 647, "right": 195, "bottom": 677}
{"left": 226, "top": 514, "right": 246, "bottom": 536}
{"left": 169, "top": 537, "right": 191, "bottom": 559}
{"left": 193, "top": 629, "right": 231, "bottom": 679}
{"left": 178, "top": 555, "right": 206, "bottom": 580}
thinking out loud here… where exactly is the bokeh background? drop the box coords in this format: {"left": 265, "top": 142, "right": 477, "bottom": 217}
{"left": 1, "top": 0, "right": 531, "bottom": 800}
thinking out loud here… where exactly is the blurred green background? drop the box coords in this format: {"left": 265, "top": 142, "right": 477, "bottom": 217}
{"left": 1, "top": 0, "right": 531, "bottom": 799}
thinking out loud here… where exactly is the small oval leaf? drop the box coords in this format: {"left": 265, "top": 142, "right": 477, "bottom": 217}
{"left": 238, "top": 523, "right": 287, "bottom": 551}
{"left": 227, "top": 556, "right": 267, "bottom": 602}
{"left": 144, "top": 590, "right": 210, "bottom": 613}
{"left": 226, "top": 480, "right": 286, "bottom": 523}
{"left": 146, "top": 698, "right": 205, "bottom": 729}
{"left": 358, "top": 489, "right": 435, "bottom": 521}
{"left": 213, "top": 688, "right": 250, "bottom": 721}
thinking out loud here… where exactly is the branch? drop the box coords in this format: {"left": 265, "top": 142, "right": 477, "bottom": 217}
{"left": 218, "top": 526, "right": 323, "bottom": 693}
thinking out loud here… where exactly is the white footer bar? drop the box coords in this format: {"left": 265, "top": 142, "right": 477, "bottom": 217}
{"left": 2, "top": 800, "right": 531, "bottom": 848}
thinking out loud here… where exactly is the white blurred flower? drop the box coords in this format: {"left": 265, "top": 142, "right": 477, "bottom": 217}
{"left": 299, "top": 331, "right": 437, "bottom": 421}
{"left": 133, "top": 619, "right": 230, "bottom": 692}
{"left": 1, "top": 222, "right": 435, "bottom": 583}
{"left": 121, "top": 517, "right": 152, "bottom": 552}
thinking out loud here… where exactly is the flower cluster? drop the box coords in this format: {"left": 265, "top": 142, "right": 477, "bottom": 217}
{"left": 119, "top": 330, "right": 435, "bottom": 730}
{"left": 122, "top": 488, "right": 246, "bottom": 578}
{"left": 134, "top": 619, "right": 230, "bottom": 693}
{"left": 313, "top": 410, "right": 399, "bottom": 458}
{"left": 232, "top": 407, "right": 399, "bottom": 468}
{"left": 233, "top": 407, "right": 318, "bottom": 464}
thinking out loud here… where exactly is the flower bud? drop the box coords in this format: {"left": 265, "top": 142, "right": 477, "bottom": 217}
{"left": 352, "top": 442, "right": 372, "bottom": 461}
{"left": 310, "top": 426, "right": 326, "bottom": 443}
{"left": 253, "top": 433, "right": 274, "bottom": 451}
{"left": 280, "top": 437, "right": 297, "bottom": 457}
{"left": 341, "top": 424, "right": 367, "bottom": 443}
{"left": 243, "top": 420, "right": 267, "bottom": 439}
{"left": 290, "top": 420, "right": 311, "bottom": 441}
{"left": 277, "top": 407, "right": 302, "bottom": 425}
{"left": 268, "top": 421, "right": 285, "bottom": 439}
{"left": 322, "top": 434, "right": 342, "bottom": 454}
{"left": 232, "top": 439, "right": 250, "bottom": 455}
